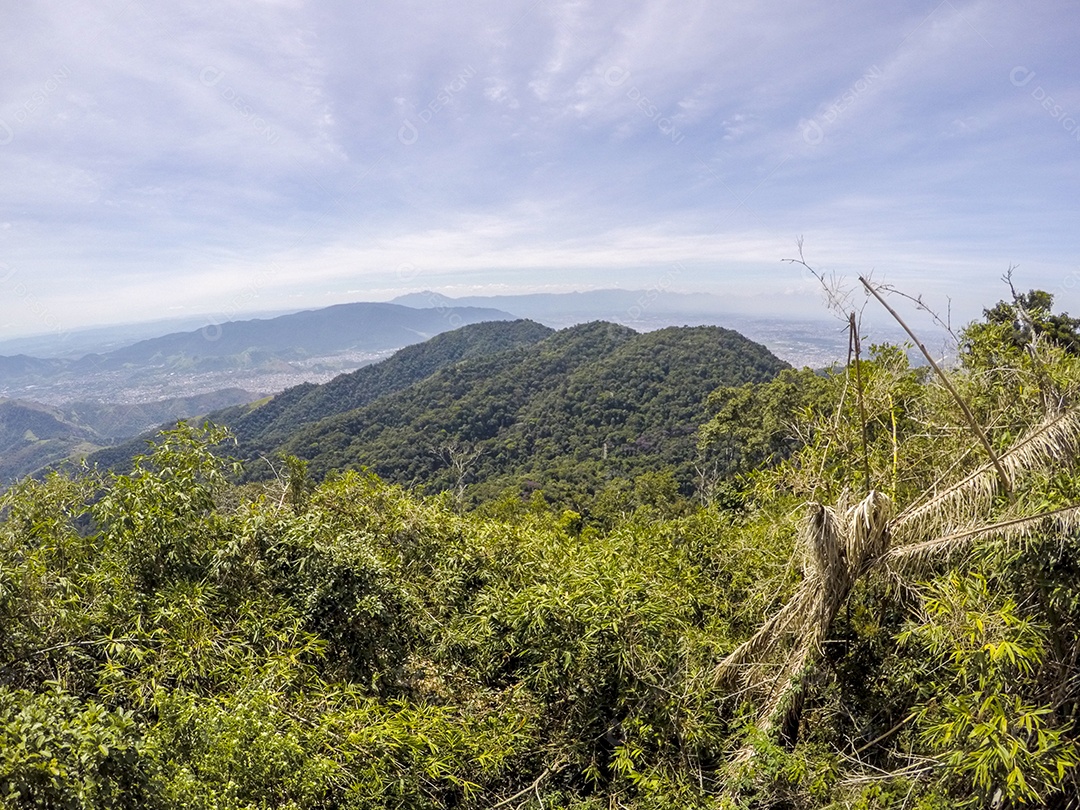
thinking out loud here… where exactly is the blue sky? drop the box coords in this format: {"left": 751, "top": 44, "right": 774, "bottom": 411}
{"left": 0, "top": 0, "right": 1077, "bottom": 338}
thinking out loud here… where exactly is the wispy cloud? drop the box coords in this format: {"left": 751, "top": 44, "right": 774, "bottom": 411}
{"left": 0, "top": 0, "right": 1076, "bottom": 337}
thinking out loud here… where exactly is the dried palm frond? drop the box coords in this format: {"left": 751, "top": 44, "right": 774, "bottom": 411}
{"left": 893, "top": 409, "right": 1080, "bottom": 546}
{"left": 716, "top": 396, "right": 1080, "bottom": 765}
{"left": 716, "top": 491, "right": 892, "bottom": 732}
{"left": 884, "top": 503, "right": 1080, "bottom": 576}
{"left": 849, "top": 489, "right": 892, "bottom": 573}
{"left": 714, "top": 590, "right": 814, "bottom": 690}
{"left": 805, "top": 502, "right": 845, "bottom": 581}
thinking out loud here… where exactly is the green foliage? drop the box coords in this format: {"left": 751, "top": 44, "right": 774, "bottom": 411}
{"left": 900, "top": 574, "right": 1078, "bottom": 805}
{"left": 94, "top": 422, "right": 237, "bottom": 592}
{"left": 700, "top": 367, "right": 837, "bottom": 482}
{"left": 223, "top": 319, "right": 556, "bottom": 454}
{"left": 5, "top": 292, "right": 1080, "bottom": 808}
{"left": 979, "top": 289, "right": 1080, "bottom": 356}
{"left": 149, "top": 688, "right": 531, "bottom": 810}
{"left": 0, "top": 471, "right": 108, "bottom": 695}
{"left": 0, "top": 687, "right": 150, "bottom": 808}
{"left": 278, "top": 323, "right": 788, "bottom": 512}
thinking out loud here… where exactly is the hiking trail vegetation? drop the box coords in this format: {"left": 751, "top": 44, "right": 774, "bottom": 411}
{"left": 4, "top": 287, "right": 1080, "bottom": 808}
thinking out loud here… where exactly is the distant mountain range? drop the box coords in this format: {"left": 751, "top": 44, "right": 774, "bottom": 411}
{"left": 97, "top": 302, "right": 513, "bottom": 363}
{"left": 0, "top": 302, "right": 516, "bottom": 404}
{"left": 390, "top": 289, "right": 889, "bottom": 368}
{"left": 0, "top": 291, "right": 925, "bottom": 489}
{"left": 0, "top": 311, "right": 292, "bottom": 359}
{"left": 0, "top": 302, "right": 518, "bottom": 481}
{"left": 391, "top": 288, "right": 737, "bottom": 327}
{"left": 87, "top": 320, "right": 556, "bottom": 474}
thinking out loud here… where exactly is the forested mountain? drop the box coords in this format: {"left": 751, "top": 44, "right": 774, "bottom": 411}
{"left": 215, "top": 318, "right": 555, "bottom": 451}
{"left": 95, "top": 302, "right": 514, "bottom": 364}
{"left": 86, "top": 319, "right": 556, "bottom": 472}
{"left": 87, "top": 320, "right": 788, "bottom": 507}
{"left": 0, "top": 400, "right": 101, "bottom": 484}
{"left": 63, "top": 388, "right": 261, "bottom": 440}
{"left": 6, "top": 290, "right": 1080, "bottom": 808}
{"left": 390, "top": 288, "right": 907, "bottom": 368}
{"left": 274, "top": 322, "right": 788, "bottom": 504}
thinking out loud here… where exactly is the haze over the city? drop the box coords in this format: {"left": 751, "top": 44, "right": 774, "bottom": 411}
{"left": 1, "top": 1, "right": 1077, "bottom": 338}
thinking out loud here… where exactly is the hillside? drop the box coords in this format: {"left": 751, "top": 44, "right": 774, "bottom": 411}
{"left": 6, "top": 291, "right": 1080, "bottom": 808}
{"left": 85, "top": 319, "right": 556, "bottom": 472}
{"left": 94, "top": 302, "right": 514, "bottom": 365}
{"left": 0, "top": 400, "right": 100, "bottom": 484}
{"left": 275, "top": 322, "right": 789, "bottom": 504}
{"left": 216, "top": 318, "right": 555, "bottom": 451}
{"left": 64, "top": 388, "right": 261, "bottom": 440}
{"left": 391, "top": 288, "right": 903, "bottom": 367}
{"left": 84, "top": 321, "right": 788, "bottom": 506}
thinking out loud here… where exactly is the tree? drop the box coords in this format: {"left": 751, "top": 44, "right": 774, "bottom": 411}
{"left": 980, "top": 287, "right": 1080, "bottom": 356}
{"left": 433, "top": 441, "right": 484, "bottom": 511}
{"left": 714, "top": 286, "right": 1080, "bottom": 804}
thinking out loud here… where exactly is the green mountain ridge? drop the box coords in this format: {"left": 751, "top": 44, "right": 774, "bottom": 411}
{"left": 219, "top": 319, "right": 556, "bottom": 450}
{"left": 0, "top": 302, "right": 518, "bottom": 404}
{"left": 0, "top": 389, "right": 261, "bottom": 483}
{"left": 277, "top": 321, "right": 788, "bottom": 504}
{"left": 86, "top": 319, "right": 556, "bottom": 473}
{"left": 85, "top": 319, "right": 789, "bottom": 508}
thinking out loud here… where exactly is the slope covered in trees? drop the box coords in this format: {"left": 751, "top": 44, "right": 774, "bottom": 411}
{"left": 0, "top": 302, "right": 519, "bottom": 405}
{"left": 0, "top": 389, "right": 262, "bottom": 485}
{"left": 87, "top": 320, "right": 788, "bottom": 509}
{"left": 0, "top": 400, "right": 101, "bottom": 484}
{"left": 216, "top": 318, "right": 555, "bottom": 451}
{"left": 85, "top": 319, "right": 556, "bottom": 473}
{"left": 273, "top": 322, "right": 789, "bottom": 506}
{"left": 6, "top": 288, "right": 1080, "bottom": 808}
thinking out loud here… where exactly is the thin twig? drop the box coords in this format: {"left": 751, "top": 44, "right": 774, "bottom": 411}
{"left": 859, "top": 276, "right": 1012, "bottom": 496}
{"left": 853, "top": 712, "right": 915, "bottom": 755}
{"left": 850, "top": 313, "right": 872, "bottom": 494}
{"left": 875, "top": 283, "right": 959, "bottom": 344}
{"left": 489, "top": 761, "right": 564, "bottom": 809}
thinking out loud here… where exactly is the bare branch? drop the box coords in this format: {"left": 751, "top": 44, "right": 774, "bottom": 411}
{"left": 873, "top": 283, "right": 959, "bottom": 345}
{"left": 783, "top": 238, "right": 858, "bottom": 321}
{"left": 859, "top": 276, "right": 1012, "bottom": 496}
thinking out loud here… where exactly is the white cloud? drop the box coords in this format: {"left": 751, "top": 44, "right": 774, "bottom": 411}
{"left": 0, "top": 0, "right": 1076, "bottom": 336}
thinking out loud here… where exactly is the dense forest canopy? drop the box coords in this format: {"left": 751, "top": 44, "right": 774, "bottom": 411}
{"left": 4, "top": 288, "right": 1080, "bottom": 808}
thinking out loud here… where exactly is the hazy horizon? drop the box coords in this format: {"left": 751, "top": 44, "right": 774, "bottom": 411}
{"left": 2, "top": 2, "right": 1076, "bottom": 337}
{"left": 0, "top": 285, "right": 924, "bottom": 348}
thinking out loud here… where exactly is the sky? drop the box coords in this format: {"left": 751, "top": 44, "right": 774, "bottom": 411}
{"left": 0, "top": 0, "right": 1077, "bottom": 339}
